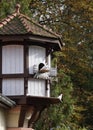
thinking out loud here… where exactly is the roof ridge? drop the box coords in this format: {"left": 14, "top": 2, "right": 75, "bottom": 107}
{"left": 0, "top": 13, "right": 17, "bottom": 28}
{"left": 0, "top": 11, "right": 63, "bottom": 46}
{"left": 0, "top": 11, "right": 61, "bottom": 38}
{"left": 18, "top": 14, "right": 32, "bottom": 33}
{"left": 19, "top": 13, "right": 61, "bottom": 38}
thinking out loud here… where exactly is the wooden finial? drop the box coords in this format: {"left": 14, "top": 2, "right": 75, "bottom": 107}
{"left": 15, "top": 3, "right": 21, "bottom": 14}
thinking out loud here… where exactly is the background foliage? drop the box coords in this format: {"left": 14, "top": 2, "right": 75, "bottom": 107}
{"left": 0, "top": 0, "right": 93, "bottom": 130}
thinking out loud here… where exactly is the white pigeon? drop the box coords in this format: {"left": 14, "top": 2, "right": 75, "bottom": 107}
{"left": 57, "top": 94, "right": 63, "bottom": 101}
{"left": 34, "top": 72, "right": 50, "bottom": 79}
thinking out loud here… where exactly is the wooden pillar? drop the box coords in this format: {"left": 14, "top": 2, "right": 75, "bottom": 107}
{"left": 18, "top": 105, "right": 27, "bottom": 127}
{"left": 24, "top": 44, "right": 29, "bottom": 96}
{"left": 0, "top": 42, "right": 2, "bottom": 93}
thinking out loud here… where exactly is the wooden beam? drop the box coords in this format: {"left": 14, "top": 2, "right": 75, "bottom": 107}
{"left": 0, "top": 74, "right": 24, "bottom": 78}
{"left": 24, "top": 44, "right": 29, "bottom": 96}
{"left": 0, "top": 74, "right": 35, "bottom": 79}
{"left": 18, "top": 105, "right": 27, "bottom": 127}
{"left": 0, "top": 35, "right": 62, "bottom": 50}
{"left": 28, "top": 106, "right": 45, "bottom": 128}
{"left": 28, "top": 107, "right": 37, "bottom": 128}
{"left": 0, "top": 43, "right": 2, "bottom": 93}
{"left": 0, "top": 79, "right": 2, "bottom": 93}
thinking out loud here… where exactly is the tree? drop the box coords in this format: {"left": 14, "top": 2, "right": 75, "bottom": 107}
{"left": 0, "top": 0, "right": 31, "bottom": 19}
{"left": 35, "top": 67, "right": 74, "bottom": 130}
{"left": 29, "top": 0, "right": 93, "bottom": 129}
{"left": 0, "top": 0, "right": 93, "bottom": 129}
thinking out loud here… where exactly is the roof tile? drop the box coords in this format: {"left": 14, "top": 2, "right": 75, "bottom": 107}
{"left": 0, "top": 12, "right": 59, "bottom": 38}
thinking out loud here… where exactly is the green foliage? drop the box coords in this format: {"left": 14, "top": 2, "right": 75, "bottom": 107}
{"left": 0, "top": 0, "right": 31, "bottom": 19}
{"left": 35, "top": 65, "right": 74, "bottom": 130}
{"left": 34, "top": 57, "right": 72, "bottom": 130}
{"left": 0, "top": 0, "right": 15, "bottom": 19}
{"left": 0, "top": 0, "right": 93, "bottom": 130}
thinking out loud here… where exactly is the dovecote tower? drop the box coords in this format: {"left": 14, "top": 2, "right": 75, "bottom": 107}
{"left": 0, "top": 4, "right": 63, "bottom": 130}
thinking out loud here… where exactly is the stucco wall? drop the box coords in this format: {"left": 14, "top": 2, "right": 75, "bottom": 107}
{"left": 7, "top": 128, "right": 34, "bottom": 130}
{"left": 0, "top": 107, "right": 6, "bottom": 130}
{"left": 6, "top": 106, "right": 20, "bottom": 128}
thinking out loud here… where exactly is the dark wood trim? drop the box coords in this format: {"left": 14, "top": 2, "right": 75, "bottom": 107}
{"left": 0, "top": 74, "right": 50, "bottom": 80}
{"left": 18, "top": 105, "right": 27, "bottom": 127}
{"left": 0, "top": 34, "right": 60, "bottom": 42}
{"left": 0, "top": 74, "right": 24, "bottom": 78}
{"left": 24, "top": 44, "right": 29, "bottom": 75}
{"left": 46, "top": 46, "right": 49, "bottom": 57}
{"left": 24, "top": 45, "right": 26, "bottom": 96}
{"left": 24, "top": 44, "right": 29, "bottom": 96}
{"left": 27, "top": 74, "right": 35, "bottom": 78}
{"left": 45, "top": 80, "right": 48, "bottom": 91}
{"left": 1, "top": 41, "right": 25, "bottom": 46}
{"left": 8, "top": 96, "right": 61, "bottom": 105}
{"left": 28, "top": 107, "right": 37, "bottom": 127}
{"left": 0, "top": 79, "right": 2, "bottom": 93}
{"left": 24, "top": 78, "right": 27, "bottom": 96}
{"left": 0, "top": 53, "right": 1, "bottom": 93}
{"left": 0, "top": 35, "right": 62, "bottom": 50}
{"left": 46, "top": 51, "right": 48, "bottom": 64}
{"left": 24, "top": 45, "right": 26, "bottom": 75}
{"left": 28, "top": 106, "right": 45, "bottom": 127}
{"left": 0, "top": 74, "right": 35, "bottom": 79}
{"left": 0, "top": 44, "right": 2, "bottom": 74}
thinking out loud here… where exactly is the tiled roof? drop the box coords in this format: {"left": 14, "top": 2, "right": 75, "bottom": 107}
{"left": 0, "top": 11, "right": 60, "bottom": 38}
{"left": 0, "top": 93, "right": 16, "bottom": 108}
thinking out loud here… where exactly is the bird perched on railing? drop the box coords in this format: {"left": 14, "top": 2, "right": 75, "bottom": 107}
{"left": 34, "top": 63, "right": 50, "bottom": 79}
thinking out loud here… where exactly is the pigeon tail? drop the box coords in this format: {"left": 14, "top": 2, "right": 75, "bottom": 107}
{"left": 57, "top": 94, "right": 63, "bottom": 102}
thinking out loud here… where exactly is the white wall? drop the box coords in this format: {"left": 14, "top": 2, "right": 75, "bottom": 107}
{"left": 2, "top": 45, "right": 24, "bottom": 74}
{"left": 2, "top": 45, "right": 51, "bottom": 97}
{"left": 6, "top": 106, "right": 20, "bottom": 128}
{"left": 29, "top": 46, "right": 46, "bottom": 74}
{"left": 2, "top": 78, "right": 24, "bottom": 96}
{"left": 27, "top": 79, "right": 46, "bottom": 96}
{"left": 0, "top": 107, "right": 6, "bottom": 130}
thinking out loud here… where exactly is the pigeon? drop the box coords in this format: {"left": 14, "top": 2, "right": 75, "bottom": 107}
{"left": 34, "top": 72, "right": 50, "bottom": 79}
{"left": 39, "top": 63, "right": 49, "bottom": 73}
{"left": 57, "top": 94, "right": 63, "bottom": 102}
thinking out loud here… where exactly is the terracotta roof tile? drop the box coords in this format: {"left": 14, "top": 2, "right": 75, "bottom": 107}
{"left": 0, "top": 12, "right": 60, "bottom": 38}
